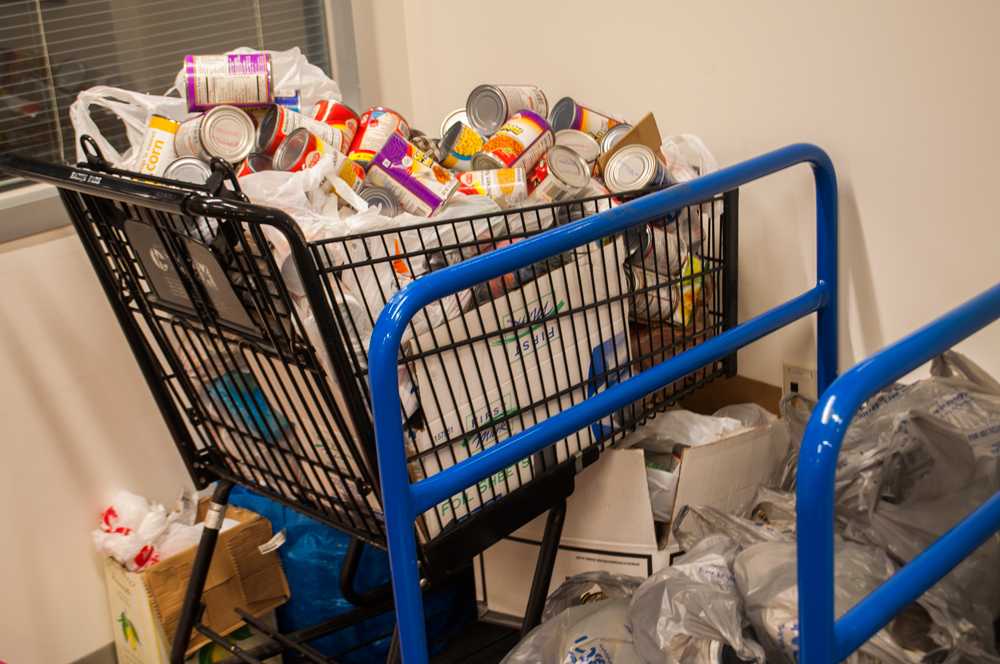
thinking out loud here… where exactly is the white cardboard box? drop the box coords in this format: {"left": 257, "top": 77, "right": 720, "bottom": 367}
{"left": 409, "top": 239, "right": 631, "bottom": 538}
{"left": 474, "top": 416, "right": 789, "bottom": 622}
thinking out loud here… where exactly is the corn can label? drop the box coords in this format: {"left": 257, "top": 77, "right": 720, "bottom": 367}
{"left": 348, "top": 107, "right": 410, "bottom": 166}
{"left": 135, "top": 115, "right": 180, "bottom": 176}
{"left": 456, "top": 168, "right": 527, "bottom": 208}
{"left": 184, "top": 53, "right": 273, "bottom": 112}
{"left": 673, "top": 254, "right": 706, "bottom": 326}
{"left": 478, "top": 109, "right": 553, "bottom": 170}
{"left": 368, "top": 133, "right": 457, "bottom": 216}
{"left": 440, "top": 123, "right": 484, "bottom": 171}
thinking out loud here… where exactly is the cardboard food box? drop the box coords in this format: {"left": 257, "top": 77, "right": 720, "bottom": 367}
{"left": 409, "top": 239, "right": 631, "bottom": 539}
{"left": 103, "top": 501, "right": 290, "bottom": 663}
{"left": 474, "top": 377, "right": 786, "bottom": 623}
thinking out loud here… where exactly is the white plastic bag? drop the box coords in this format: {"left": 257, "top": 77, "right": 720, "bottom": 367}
{"left": 623, "top": 409, "right": 745, "bottom": 453}
{"left": 69, "top": 86, "right": 190, "bottom": 167}
{"left": 171, "top": 47, "right": 341, "bottom": 113}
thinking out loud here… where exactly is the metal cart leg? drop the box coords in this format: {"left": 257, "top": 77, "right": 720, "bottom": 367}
{"left": 520, "top": 500, "right": 567, "bottom": 637}
{"left": 171, "top": 481, "right": 234, "bottom": 664}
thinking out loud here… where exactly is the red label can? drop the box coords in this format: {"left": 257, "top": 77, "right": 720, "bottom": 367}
{"left": 273, "top": 128, "right": 328, "bottom": 172}
{"left": 348, "top": 106, "right": 410, "bottom": 167}
{"left": 312, "top": 100, "right": 359, "bottom": 154}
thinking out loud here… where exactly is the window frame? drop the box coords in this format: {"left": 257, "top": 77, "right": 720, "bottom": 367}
{"left": 0, "top": 0, "right": 361, "bottom": 243}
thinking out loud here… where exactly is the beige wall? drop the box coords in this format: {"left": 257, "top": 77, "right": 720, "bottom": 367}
{"left": 0, "top": 226, "right": 191, "bottom": 662}
{"left": 390, "top": 0, "right": 1000, "bottom": 382}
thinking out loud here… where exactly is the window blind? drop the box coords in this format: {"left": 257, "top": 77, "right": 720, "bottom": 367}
{"left": 0, "top": 0, "right": 331, "bottom": 191}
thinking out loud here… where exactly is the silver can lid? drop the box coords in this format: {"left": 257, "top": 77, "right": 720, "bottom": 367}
{"left": 600, "top": 123, "right": 633, "bottom": 153}
{"left": 554, "top": 129, "right": 600, "bottom": 164}
{"left": 546, "top": 145, "right": 591, "bottom": 190}
{"left": 272, "top": 127, "right": 311, "bottom": 171}
{"left": 440, "top": 108, "right": 469, "bottom": 139}
{"left": 471, "top": 151, "right": 505, "bottom": 170}
{"left": 466, "top": 85, "right": 507, "bottom": 136}
{"left": 360, "top": 186, "right": 400, "bottom": 217}
{"left": 200, "top": 105, "right": 255, "bottom": 163}
{"left": 604, "top": 144, "right": 659, "bottom": 193}
{"left": 548, "top": 97, "right": 577, "bottom": 132}
{"left": 163, "top": 157, "right": 212, "bottom": 184}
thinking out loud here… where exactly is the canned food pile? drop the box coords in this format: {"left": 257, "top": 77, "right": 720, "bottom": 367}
{"left": 116, "top": 50, "right": 720, "bottom": 331}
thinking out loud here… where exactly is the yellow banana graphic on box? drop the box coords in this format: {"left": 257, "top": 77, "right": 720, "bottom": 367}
{"left": 117, "top": 611, "right": 140, "bottom": 650}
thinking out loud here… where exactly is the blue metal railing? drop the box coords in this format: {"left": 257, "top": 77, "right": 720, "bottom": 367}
{"left": 796, "top": 282, "right": 1000, "bottom": 663}
{"left": 368, "top": 143, "right": 838, "bottom": 663}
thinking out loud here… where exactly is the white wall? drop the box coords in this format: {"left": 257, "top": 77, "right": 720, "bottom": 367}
{"left": 378, "top": 0, "right": 1000, "bottom": 383}
{"left": 0, "top": 224, "right": 191, "bottom": 662}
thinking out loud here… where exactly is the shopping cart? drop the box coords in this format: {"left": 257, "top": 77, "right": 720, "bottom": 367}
{"left": 0, "top": 135, "right": 738, "bottom": 662}
{"left": 369, "top": 142, "right": 839, "bottom": 663}
{"left": 795, "top": 282, "right": 1000, "bottom": 663}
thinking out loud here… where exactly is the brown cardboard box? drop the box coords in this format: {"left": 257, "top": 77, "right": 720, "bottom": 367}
{"left": 104, "top": 500, "right": 289, "bottom": 662}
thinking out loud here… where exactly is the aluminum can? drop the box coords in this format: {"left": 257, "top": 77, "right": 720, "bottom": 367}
{"left": 440, "top": 108, "right": 469, "bottom": 138}
{"left": 600, "top": 123, "right": 633, "bottom": 153}
{"left": 236, "top": 153, "right": 272, "bottom": 177}
{"left": 311, "top": 100, "right": 359, "bottom": 153}
{"left": 455, "top": 168, "right": 527, "bottom": 208}
{"left": 257, "top": 105, "right": 341, "bottom": 157}
{"left": 183, "top": 53, "right": 273, "bottom": 112}
{"left": 200, "top": 106, "right": 256, "bottom": 163}
{"left": 438, "top": 121, "right": 484, "bottom": 171}
{"left": 366, "top": 133, "right": 458, "bottom": 217}
{"left": 603, "top": 144, "right": 669, "bottom": 193}
{"left": 549, "top": 96, "right": 623, "bottom": 140}
{"left": 348, "top": 106, "right": 410, "bottom": 167}
{"left": 273, "top": 127, "right": 328, "bottom": 172}
{"left": 526, "top": 146, "right": 591, "bottom": 204}
{"left": 466, "top": 84, "right": 548, "bottom": 136}
{"left": 359, "top": 186, "right": 400, "bottom": 217}
{"left": 627, "top": 223, "right": 687, "bottom": 276}
{"left": 163, "top": 157, "right": 212, "bottom": 184}
{"left": 337, "top": 158, "right": 367, "bottom": 192}
{"left": 134, "top": 114, "right": 180, "bottom": 177}
{"left": 554, "top": 129, "right": 601, "bottom": 168}
{"left": 472, "top": 109, "right": 553, "bottom": 172}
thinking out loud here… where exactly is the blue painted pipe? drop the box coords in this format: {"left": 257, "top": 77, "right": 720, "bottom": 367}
{"left": 369, "top": 143, "right": 839, "bottom": 663}
{"left": 796, "top": 282, "right": 1000, "bottom": 663}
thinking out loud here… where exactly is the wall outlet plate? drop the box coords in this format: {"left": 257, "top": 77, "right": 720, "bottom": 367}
{"left": 783, "top": 363, "right": 818, "bottom": 400}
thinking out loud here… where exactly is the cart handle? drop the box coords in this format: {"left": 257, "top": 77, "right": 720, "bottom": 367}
{"left": 369, "top": 142, "right": 838, "bottom": 663}
{"left": 796, "top": 282, "right": 1000, "bottom": 663}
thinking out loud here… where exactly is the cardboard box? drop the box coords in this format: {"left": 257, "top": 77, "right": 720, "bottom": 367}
{"left": 103, "top": 502, "right": 290, "bottom": 663}
{"left": 474, "top": 381, "right": 788, "bottom": 622}
{"left": 409, "top": 239, "right": 631, "bottom": 538}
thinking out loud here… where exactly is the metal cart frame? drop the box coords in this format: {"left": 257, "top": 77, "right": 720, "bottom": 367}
{"left": 0, "top": 136, "right": 738, "bottom": 662}
{"left": 796, "top": 282, "right": 1000, "bottom": 663}
{"left": 369, "top": 143, "right": 839, "bottom": 663}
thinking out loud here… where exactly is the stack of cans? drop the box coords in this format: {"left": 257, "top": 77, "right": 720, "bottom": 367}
{"left": 123, "top": 54, "right": 704, "bottom": 325}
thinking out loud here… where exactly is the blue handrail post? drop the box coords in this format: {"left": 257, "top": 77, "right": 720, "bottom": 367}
{"left": 815, "top": 157, "right": 839, "bottom": 396}
{"left": 795, "top": 283, "right": 1000, "bottom": 664}
{"left": 369, "top": 143, "right": 839, "bottom": 663}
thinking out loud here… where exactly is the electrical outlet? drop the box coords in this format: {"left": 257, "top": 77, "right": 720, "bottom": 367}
{"left": 783, "top": 363, "right": 818, "bottom": 400}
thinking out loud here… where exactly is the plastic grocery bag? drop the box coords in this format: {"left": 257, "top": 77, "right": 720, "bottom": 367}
{"left": 541, "top": 571, "right": 643, "bottom": 624}
{"left": 628, "top": 534, "right": 765, "bottom": 663}
{"left": 171, "top": 47, "right": 341, "bottom": 113}
{"left": 621, "top": 409, "right": 745, "bottom": 453}
{"left": 502, "top": 599, "right": 644, "bottom": 664}
{"left": 734, "top": 540, "right": 909, "bottom": 664}
{"left": 93, "top": 489, "right": 234, "bottom": 571}
{"left": 672, "top": 504, "right": 791, "bottom": 552}
{"left": 713, "top": 403, "right": 776, "bottom": 429}
{"left": 69, "top": 86, "right": 190, "bottom": 167}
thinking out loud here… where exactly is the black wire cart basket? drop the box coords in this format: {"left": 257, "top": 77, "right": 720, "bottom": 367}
{"left": 0, "top": 138, "right": 739, "bottom": 663}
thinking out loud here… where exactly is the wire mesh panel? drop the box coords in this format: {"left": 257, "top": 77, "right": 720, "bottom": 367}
{"left": 310, "top": 189, "right": 735, "bottom": 540}
{"left": 47, "top": 163, "right": 387, "bottom": 546}
{"left": 3, "top": 152, "right": 736, "bottom": 553}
